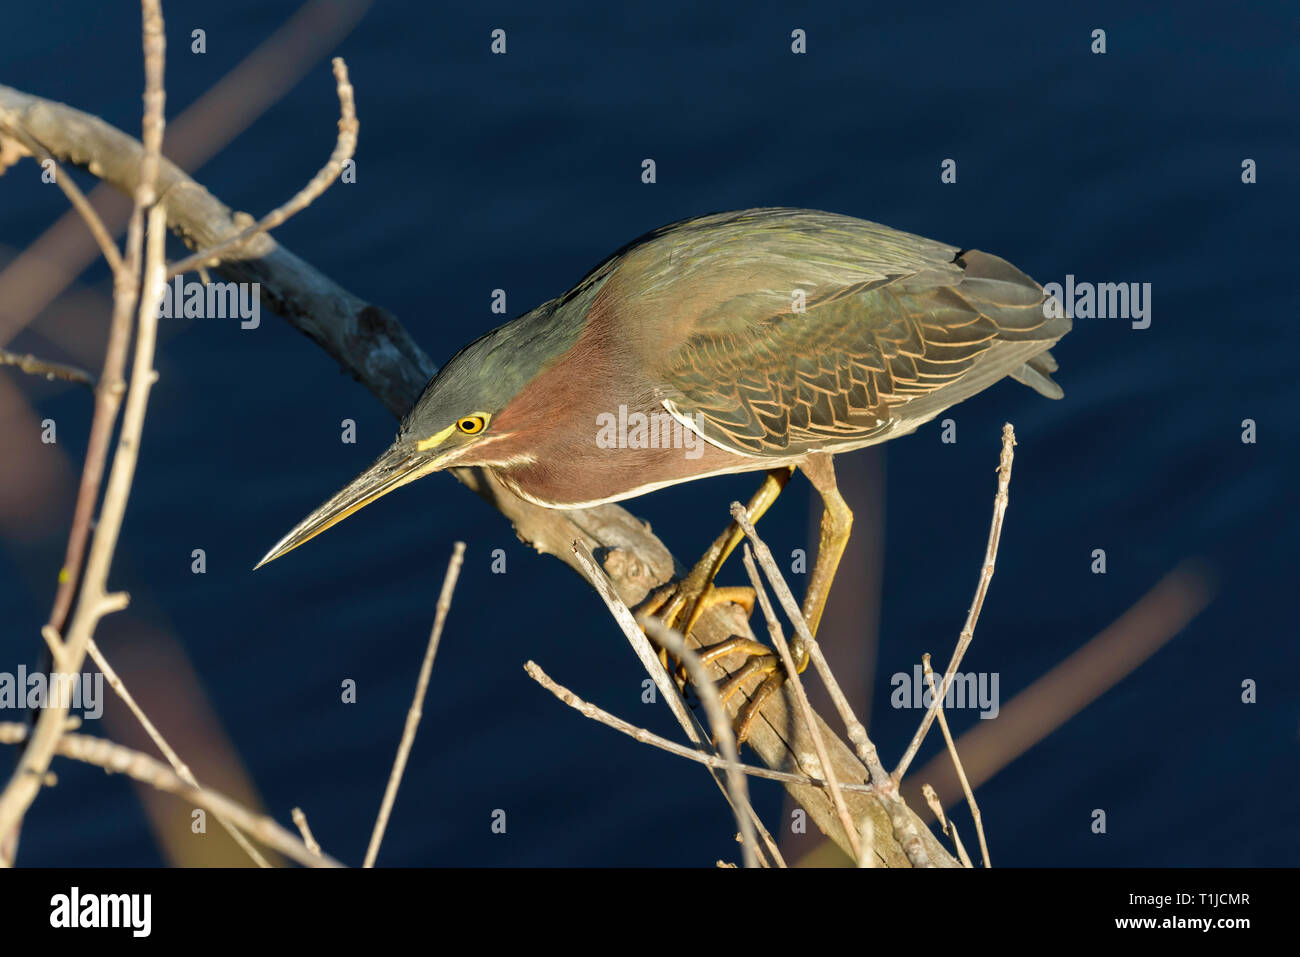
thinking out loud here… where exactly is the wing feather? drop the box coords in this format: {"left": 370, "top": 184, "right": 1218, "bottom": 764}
{"left": 629, "top": 210, "right": 1069, "bottom": 456}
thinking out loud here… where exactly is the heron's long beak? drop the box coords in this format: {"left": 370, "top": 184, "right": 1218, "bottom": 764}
{"left": 255, "top": 444, "right": 442, "bottom": 569}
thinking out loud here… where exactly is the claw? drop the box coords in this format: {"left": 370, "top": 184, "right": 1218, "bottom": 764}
{"left": 735, "top": 671, "right": 787, "bottom": 743}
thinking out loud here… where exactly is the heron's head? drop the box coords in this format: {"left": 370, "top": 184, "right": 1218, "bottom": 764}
{"left": 255, "top": 306, "right": 575, "bottom": 568}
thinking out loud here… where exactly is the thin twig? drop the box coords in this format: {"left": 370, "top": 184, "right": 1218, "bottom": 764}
{"left": 1, "top": 23, "right": 367, "bottom": 867}
{"left": 291, "top": 807, "right": 321, "bottom": 857}
{"left": 0, "top": 179, "right": 169, "bottom": 850}
{"left": 731, "top": 501, "right": 934, "bottom": 867}
{"left": 570, "top": 541, "right": 771, "bottom": 868}
{"left": 894, "top": 423, "right": 1016, "bottom": 782}
{"left": 0, "top": 120, "right": 123, "bottom": 272}
{"left": 0, "top": 348, "right": 95, "bottom": 388}
{"left": 365, "top": 541, "right": 465, "bottom": 868}
{"left": 0, "top": 10, "right": 171, "bottom": 835}
{"left": 637, "top": 617, "right": 758, "bottom": 869}
{"left": 165, "top": 57, "right": 358, "bottom": 279}
{"left": 738, "top": 544, "right": 862, "bottom": 863}
{"left": 524, "top": 661, "right": 876, "bottom": 794}
{"left": 39, "top": 3, "right": 169, "bottom": 658}
{"left": 571, "top": 544, "right": 695, "bottom": 734}
{"left": 88, "top": 638, "right": 271, "bottom": 867}
{"left": 0, "top": 723, "right": 338, "bottom": 867}
{"left": 923, "top": 783, "right": 973, "bottom": 868}
{"left": 910, "top": 561, "right": 1213, "bottom": 809}
{"left": 922, "top": 653, "right": 989, "bottom": 867}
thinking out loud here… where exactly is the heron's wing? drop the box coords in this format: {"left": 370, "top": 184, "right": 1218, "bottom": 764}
{"left": 642, "top": 214, "right": 1069, "bottom": 456}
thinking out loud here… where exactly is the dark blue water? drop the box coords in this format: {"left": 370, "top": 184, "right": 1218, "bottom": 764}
{"left": 2, "top": 1, "right": 1296, "bottom": 866}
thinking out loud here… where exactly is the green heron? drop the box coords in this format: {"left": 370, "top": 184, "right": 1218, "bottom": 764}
{"left": 257, "top": 207, "right": 1069, "bottom": 739}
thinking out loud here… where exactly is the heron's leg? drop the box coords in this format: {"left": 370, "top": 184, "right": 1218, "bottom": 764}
{"left": 639, "top": 466, "right": 793, "bottom": 639}
{"left": 794, "top": 452, "right": 854, "bottom": 650}
{"left": 638, "top": 459, "right": 854, "bottom": 745}
{"left": 731, "top": 453, "right": 853, "bottom": 742}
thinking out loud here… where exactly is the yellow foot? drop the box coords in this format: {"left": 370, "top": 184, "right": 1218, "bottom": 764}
{"left": 636, "top": 586, "right": 796, "bottom": 746}
{"left": 711, "top": 648, "right": 785, "bottom": 745}
{"left": 699, "top": 632, "right": 811, "bottom": 744}
{"left": 634, "top": 466, "right": 797, "bottom": 743}
{"left": 638, "top": 581, "right": 756, "bottom": 669}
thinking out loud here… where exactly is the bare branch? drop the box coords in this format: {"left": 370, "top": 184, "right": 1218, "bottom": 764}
{"left": 738, "top": 544, "right": 862, "bottom": 862}
{"left": 571, "top": 541, "right": 759, "bottom": 868}
{"left": 0, "top": 5, "right": 170, "bottom": 852}
{"left": 0, "top": 120, "right": 122, "bottom": 272}
{"left": 0, "top": 723, "right": 338, "bottom": 868}
{"left": 894, "top": 423, "right": 1016, "bottom": 781}
{"left": 525, "top": 660, "right": 877, "bottom": 796}
{"left": 923, "top": 783, "right": 973, "bottom": 868}
{"left": 166, "top": 57, "right": 358, "bottom": 279}
{"left": 730, "top": 501, "right": 935, "bottom": 868}
{"left": 88, "top": 638, "right": 271, "bottom": 867}
{"left": 291, "top": 808, "right": 321, "bottom": 857}
{"left": 0, "top": 196, "right": 170, "bottom": 851}
{"left": 638, "top": 618, "right": 761, "bottom": 869}
{"left": 0, "top": 348, "right": 94, "bottom": 387}
{"left": 922, "top": 653, "right": 989, "bottom": 867}
{"left": 365, "top": 541, "right": 465, "bottom": 868}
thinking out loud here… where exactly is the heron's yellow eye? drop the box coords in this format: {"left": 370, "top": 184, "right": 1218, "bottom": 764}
{"left": 456, "top": 414, "right": 487, "bottom": 435}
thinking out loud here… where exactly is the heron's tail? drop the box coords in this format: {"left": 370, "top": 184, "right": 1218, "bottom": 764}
{"left": 1009, "top": 348, "right": 1064, "bottom": 399}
